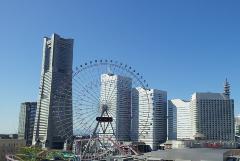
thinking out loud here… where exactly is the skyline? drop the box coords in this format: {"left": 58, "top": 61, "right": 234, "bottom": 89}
{"left": 0, "top": 0, "right": 240, "bottom": 133}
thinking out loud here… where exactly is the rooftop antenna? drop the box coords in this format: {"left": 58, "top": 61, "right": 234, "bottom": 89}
{"left": 224, "top": 78, "right": 230, "bottom": 98}
{"left": 107, "top": 65, "right": 114, "bottom": 76}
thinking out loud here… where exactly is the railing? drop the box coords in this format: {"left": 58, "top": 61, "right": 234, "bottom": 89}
{"left": 223, "top": 150, "right": 240, "bottom": 161}
{"left": 74, "top": 136, "right": 140, "bottom": 160}
{"left": 5, "top": 154, "right": 20, "bottom": 161}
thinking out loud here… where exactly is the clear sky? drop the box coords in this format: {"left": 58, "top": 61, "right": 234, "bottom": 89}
{"left": 0, "top": 0, "right": 239, "bottom": 134}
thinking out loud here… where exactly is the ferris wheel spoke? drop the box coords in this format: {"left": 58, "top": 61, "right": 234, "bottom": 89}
{"left": 78, "top": 116, "right": 98, "bottom": 135}
{"left": 57, "top": 109, "right": 98, "bottom": 138}
{"left": 85, "top": 114, "right": 100, "bottom": 134}
{"left": 79, "top": 64, "right": 97, "bottom": 87}
{"left": 54, "top": 81, "right": 100, "bottom": 108}
{"left": 53, "top": 105, "right": 96, "bottom": 116}
{"left": 81, "top": 78, "right": 101, "bottom": 102}
{"left": 73, "top": 91, "right": 99, "bottom": 107}
{"left": 106, "top": 79, "right": 128, "bottom": 106}
{"left": 81, "top": 83, "right": 100, "bottom": 104}
{"left": 73, "top": 102, "right": 98, "bottom": 111}
{"left": 74, "top": 75, "right": 100, "bottom": 103}
{"left": 76, "top": 111, "right": 100, "bottom": 135}
{"left": 73, "top": 112, "right": 99, "bottom": 136}
{"left": 72, "top": 100, "right": 99, "bottom": 110}
{"left": 74, "top": 119, "right": 96, "bottom": 136}
{"left": 105, "top": 109, "right": 117, "bottom": 130}
{"left": 104, "top": 80, "right": 118, "bottom": 106}
{"left": 105, "top": 64, "right": 129, "bottom": 104}
{"left": 52, "top": 103, "right": 97, "bottom": 114}
{"left": 87, "top": 63, "right": 102, "bottom": 94}
{"left": 103, "top": 64, "right": 118, "bottom": 104}
{"left": 54, "top": 105, "right": 97, "bottom": 122}
{"left": 103, "top": 67, "right": 118, "bottom": 105}
{"left": 73, "top": 80, "right": 100, "bottom": 106}
{"left": 73, "top": 91, "right": 99, "bottom": 108}
{"left": 74, "top": 84, "right": 99, "bottom": 102}
{"left": 72, "top": 83, "right": 99, "bottom": 102}
{"left": 74, "top": 108, "right": 98, "bottom": 123}
{"left": 54, "top": 118, "right": 73, "bottom": 139}
{"left": 73, "top": 77, "right": 99, "bottom": 101}
{"left": 101, "top": 80, "right": 115, "bottom": 105}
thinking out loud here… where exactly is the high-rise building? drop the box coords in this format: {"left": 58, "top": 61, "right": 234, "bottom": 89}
{"left": 32, "top": 34, "right": 73, "bottom": 149}
{"left": 18, "top": 102, "right": 37, "bottom": 145}
{"left": 132, "top": 87, "right": 167, "bottom": 150}
{"left": 190, "top": 80, "right": 234, "bottom": 141}
{"left": 100, "top": 73, "right": 132, "bottom": 141}
{"left": 168, "top": 99, "right": 192, "bottom": 140}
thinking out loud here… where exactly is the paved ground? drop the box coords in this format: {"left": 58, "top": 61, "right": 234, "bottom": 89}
{"left": 144, "top": 148, "right": 230, "bottom": 161}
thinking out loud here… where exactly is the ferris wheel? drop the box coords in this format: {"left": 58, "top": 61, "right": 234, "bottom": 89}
{"left": 52, "top": 59, "right": 151, "bottom": 160}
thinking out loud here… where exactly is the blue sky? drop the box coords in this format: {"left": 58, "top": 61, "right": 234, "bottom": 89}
{"left": 0, "top": 0, "right": 239, "bottom": 133}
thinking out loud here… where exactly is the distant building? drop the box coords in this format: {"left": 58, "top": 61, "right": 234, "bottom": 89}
{"left": 0, "top": 134, "right": 18, "bottom": 139}
{"left": 168, "top": 99, "right": 192, "bottom": 140}
{"left": 100, "top": 73, "right": 132, "bottom": 141}
{"left": 190, "top": 80, "right": 234, "bottom": 141}
{"left": 132, "top": 87, "right": 167, "bottom": 150}
{"left": 32, "top": 34, "right": 73, "bottom": 149}
{"left": 235, "top": 115, "right": 240, "bottom": 136}
{"left": 18, "top": 102, "right": 37, "bottom": 145}
{"left": 0, "top": 138, "right": 25, "bottom": 161}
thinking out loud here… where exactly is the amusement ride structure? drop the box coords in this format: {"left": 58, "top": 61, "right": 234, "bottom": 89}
{"left": 6, "top": 59, "right": 151, "bottom": 161}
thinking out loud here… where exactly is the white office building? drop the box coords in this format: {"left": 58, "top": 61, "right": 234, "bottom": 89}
{"left": 168, "top": 99, "right": 192, "bottom": 140}
{"left": 100, "top": 73, "right": 132, "bottom": 141}
{"left": 190, "top": 80, "right": 234, "bottom": 141}
{"left": 132, "top": 87, "right": 167, "bottom": 150}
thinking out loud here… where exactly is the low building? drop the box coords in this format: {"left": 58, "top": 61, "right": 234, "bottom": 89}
{"left": 163, "top": 140, "right": 192, "bottom": 149}
{"left": 0, "top": 134, "right": 18, "bottom": 139}
{"left": 0, "top": 139, "right": 25, "bottom": 160}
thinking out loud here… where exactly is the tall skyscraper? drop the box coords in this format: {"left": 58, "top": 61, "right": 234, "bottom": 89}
{"left": 100, "top": 73, "right": 132, "bottom": 141}
{"left": 132, "top": 87, "right": 167, "bottom": 150}
{"left": 18, "top": 102, "right": 37, "bottom": 145}
{"left": 32, "top": 34, "right": 73, "bottom": 149}
{"left": 190, "top": 80, "right": 234, "bottom": 141}
{"left": 168, "top": 99, "right": 192, "bottom": 140}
